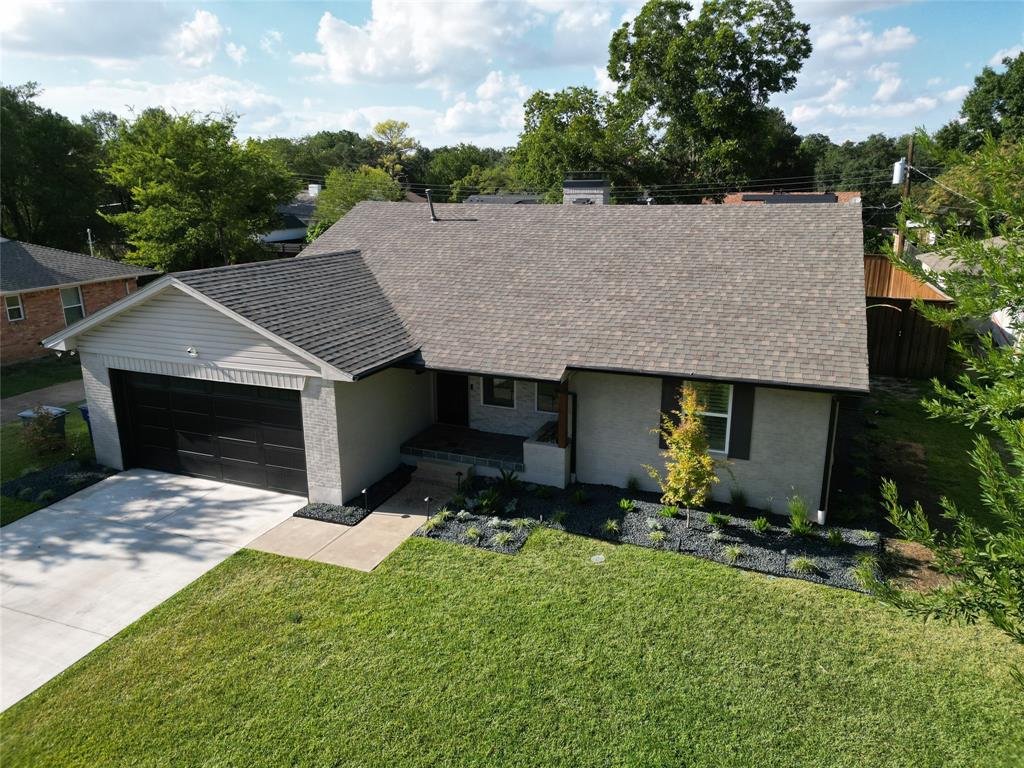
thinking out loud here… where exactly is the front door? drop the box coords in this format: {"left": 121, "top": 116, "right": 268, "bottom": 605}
{"left": 436, "top": 372, "right": 469, "bottom": 426}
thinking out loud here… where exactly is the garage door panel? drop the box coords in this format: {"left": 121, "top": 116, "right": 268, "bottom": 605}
{"left": 261, "top": 426, "right": 304, "bottom": 450}
{"left": 264, "top": 445, "right": 306, "bottom": 471}
{"left": 118, "top": 371, "right": 307, "bottom": 496}
{"left": 219, "top": 439, "right": 260, "bottom": 464}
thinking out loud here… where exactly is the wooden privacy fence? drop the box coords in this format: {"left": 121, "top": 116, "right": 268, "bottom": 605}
{"left": 864, "top": 255, "right": 953, "bottom": 379}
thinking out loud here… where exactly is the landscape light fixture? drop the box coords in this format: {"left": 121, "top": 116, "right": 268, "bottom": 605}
{"left": 362, "top": 488, "right": 369, "bottom": 513}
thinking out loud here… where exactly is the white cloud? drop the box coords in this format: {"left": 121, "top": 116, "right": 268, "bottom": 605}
{"left": 926, "top": 76, "right": 944, "bottom": 87}
{"left": 435, "top": 70, "right": 530, "bottom": 139}
{"left": 1, "top": 0, "right": 182, "bottom": 62}
{"left": 170, "top": 10, "right": 224, "bottom": 69}
{"left": 260, "top": 29, "right": 283, "bottom": 56}
{"left": 816, "top": 16, "right": 917, "bottom": 61}
{"left": 867, "top": 62, "right": 901, "bottom": 102}
{"left": 226, "top": 42, "right": 247, "bottom": 66}
{"left": 594, "top": 66, "right": 616, "bottom": 95}
{"left": 941, "top": 85, "right": 970, "bottom": 103}
{"left": 989, "top": 45, "right": 1023, "bottom": 66}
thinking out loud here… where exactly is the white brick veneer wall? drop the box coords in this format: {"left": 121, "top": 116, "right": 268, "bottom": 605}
{"left": 301, "top": 377, "right": 343, "bottom": 504}
{"left": 80, "top": 352, "right": 124, "bottom": 470}
{"left": 571, "top": 371, "right": 833, "bottom": 515}
{"left": 467, "top": 376, "right": 556, "bottom": 437}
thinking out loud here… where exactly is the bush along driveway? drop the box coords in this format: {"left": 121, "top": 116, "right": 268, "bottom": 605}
{"left": 415, "top": 477, "right": 881, "bottom": 591}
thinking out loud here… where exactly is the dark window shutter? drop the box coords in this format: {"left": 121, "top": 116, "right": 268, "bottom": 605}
{"left": 727, "top": 384, "right": 755, "bottom": 460}
{"left": 659, "top": 377, "right": 683, "bottom": 448}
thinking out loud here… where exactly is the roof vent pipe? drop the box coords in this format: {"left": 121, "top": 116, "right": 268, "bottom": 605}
{"left": 426, "top": 189, "right": 438, "bottom": 222}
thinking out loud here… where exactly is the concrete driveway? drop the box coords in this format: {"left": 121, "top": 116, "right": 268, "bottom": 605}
{"left": 0, "top": 469, "right": 305, "bottom": 710}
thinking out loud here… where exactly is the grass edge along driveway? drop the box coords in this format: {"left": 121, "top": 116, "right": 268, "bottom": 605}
{"left": 2, "top": 530, "right": 1022, "bottom": 768}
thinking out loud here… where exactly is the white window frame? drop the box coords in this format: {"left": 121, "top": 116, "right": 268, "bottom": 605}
{"left": 688, "top": 380, "right": 733, "bottom": 455}
{"left": 481, "top": 376, "right": 516, "bottom": 409}
{"left": 60, "top": 286, "right": 85, "bottom": 327}
{"left": 535, "top": 381, "right": 559, "bottom": 413}
{"left": 5, "top": 294, "right": 24, "bottom": 322}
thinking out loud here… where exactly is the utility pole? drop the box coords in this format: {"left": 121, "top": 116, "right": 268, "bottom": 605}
{"left": 894, "top": 135, "right": 914, "bottom": 258}
{"left": 86, "top": 228, "right": 95, "bottom": 258}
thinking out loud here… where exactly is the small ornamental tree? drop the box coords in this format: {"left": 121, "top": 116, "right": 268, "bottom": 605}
{"left": 645, "top": 384, "right": 719, "bottom": 527}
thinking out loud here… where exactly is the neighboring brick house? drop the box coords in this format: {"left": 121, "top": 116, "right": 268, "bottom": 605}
{"left": 45, "top": 181, "right": 869, "bottom": 521}
{"left": 1, "top": 239, "right": 156, "bottom": 365}
{"left": 714, "top": 191, "right": 862, "bottom": 205}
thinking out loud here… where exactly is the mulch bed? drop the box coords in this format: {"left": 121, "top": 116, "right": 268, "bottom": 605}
{"left": 294, "top": 463, "right": 415, "bottom": 527}
{"left": 1, "top": 460, "right": 116, "bottom": 506}
{"left": 416, "top": 477, "right": 883, "bottom": 591}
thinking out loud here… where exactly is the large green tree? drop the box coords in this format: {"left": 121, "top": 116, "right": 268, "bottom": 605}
{"left": 256, "top": 130, "right": 378, "bottom": 180}
{"left": 102, "top": 109, "right": 296, "bottom": 271}
{"left": 307, "top": 165, "right": 402, "bottom": 240}
{"left": 372, "top": 120, "right": 420, "bottom": 180}
{"left": 607, "top": 0, "right": 811, "bottom": 184}
{"left": 422, "top": 144, "right": 506, "bottom": 200}
{"left": 509, "top": 86, "right": 655, "bottom": 201}
{"left": 936, "top": 53, "right": 1024, "bottom": 152}
{"left": 1, "top": 83, "right": 107, "bottom": 252}
{"left": 866, "top": 137, "right": 1024, "bottom": 655}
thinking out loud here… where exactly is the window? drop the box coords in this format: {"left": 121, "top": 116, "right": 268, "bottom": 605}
{"left": 689, "top": 381, "right": 732, "bottom": 453}
{"left": 5, "top": 294, "right": 24, "bottom": 322}
{"left": 536, "top": 381, "right": 559, "bottom": 413}
{"left": 60, "top": 286, "right": 85, "bottom": 326}
{"left": 482, "top": 376, "right": 515, "bottom": 408}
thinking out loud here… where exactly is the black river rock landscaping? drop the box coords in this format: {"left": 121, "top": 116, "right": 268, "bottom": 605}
{"left": 1, "top": 460, "right": 117, "bottom": 507}
{"left": 294, "top": 464, "right": 415, "bottom": 526}
{"left": 415, "top": 476, "right": 882, "bottom": 591}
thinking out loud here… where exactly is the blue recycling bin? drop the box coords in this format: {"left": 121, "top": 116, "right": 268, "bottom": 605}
{"left": 79, "top": 404, "right": 93, "bottom": 443}
{"left": 17, "top": 405, "right": 70, "bottom": 439}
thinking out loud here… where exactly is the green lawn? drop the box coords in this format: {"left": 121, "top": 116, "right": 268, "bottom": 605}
{"left": 0, "top": 404, "right": 92, "bottom": 526}
{"left": 0, "top": 354, "right": 82, "bottom": 398}
{"left": 2, "top": 532, "right": 1021, "bottom": 767}
{"left": 863, "top": 382, "right": 997, "bottom": 528}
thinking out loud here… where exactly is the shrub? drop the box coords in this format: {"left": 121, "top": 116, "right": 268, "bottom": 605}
{"left": 707, "top": 512, "right": 731, "bottom": 529}
{"left": 601, "top": 518, "right": 620, "bottom": 536}
{"left": 504, "top": 498, "right": 518, "bottom": 515}
{"left": 35, "top": 489, "right": 57, "bottom": 504}
{"left": 19, "top": 465, "right": 41, "bottom": 478}
{"left": 788, "top": 556, "right": 818, "bottom": 575}
{"left": 455, "top": 509, "right": 472, "bottom": 522}
{"left": 852, "top": 555, "right": 879, "bottom": 589}
{"left": 859, "top": 529, "right": 878, "bottom": 542}
{"left": 451, "top": 493, "right": 467, "bottom": 508}
{"left": 534, "top": 485, "right": 552, "bottom": 499}
{"left": 708, "top": 530, "right": 724, "bottom": 542}
{"left": 618, "top": 498, "right": 635, "bottom": 512}
{"left": 477, "top": 487, "right": 501, "bottom": 512}
{"left": 649, "top": 530, "right": 667, "bottom": 544}
{"left": 435, "top": 507, "right": 453, "bottom": 522}
{"left": 751, "top": 516, "right": 770, "bottom": 534}
{"left": 644, "top": 384, "right": 718, "bottom": 511}
{"left": 551, "top": 509, "right": 567, "bottom": 525}
{"left": 491, "top": 531, "right": 514, "bottom": 547}
{"left": 730, "top": 487, "right": 748, "bottom": 509}
{"left": 510, "top": 518, "right": 534, "bottom": 532}
{"left": 464, "top": 526, "right": 483, "bottom": 543}
{"left": 788, "top": 496, "right": 815, "bottom": 538}
{"left": 646, "top": 517, "right": 665, "bottom": 531}
{"left": 22, "top": 406, "right": 65, "bottom": 455}
{"left": 571, "top": 488, "right": 587, "bottom": 505}
{"left": 724, "top": 545, "right": 743, "bottom": 564}
{"left": 658, "top": 505, "right": 680, "bottom": 518}
{"left": 421, "top": 515, "right": 446, "bottom": 532}
{"left": 17, "top": 487, "right": 35, "bottom": 501}
{"left": 489, "top": 516, "right": 511, "bottom": 529}
{"left": 626, "top": 476, "right": 641, "bottom": 493}
{"left": 827, "top": 529, "right": 845, "bottom": 547}
{"left": 498, "top": 468, "right": 520, "bottom": 492}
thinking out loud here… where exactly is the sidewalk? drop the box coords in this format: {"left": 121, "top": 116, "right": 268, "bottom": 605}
{"left": 0, "top": 379, "right": 86, "bottom": 424}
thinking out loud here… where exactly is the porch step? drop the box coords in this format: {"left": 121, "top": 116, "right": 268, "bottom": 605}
{"left": 412, "top": 458, "right": 474, "bottom": 490}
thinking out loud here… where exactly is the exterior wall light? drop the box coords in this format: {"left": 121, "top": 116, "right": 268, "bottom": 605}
{"left": 186, "top": 346, "right": 199, "bottom": 358}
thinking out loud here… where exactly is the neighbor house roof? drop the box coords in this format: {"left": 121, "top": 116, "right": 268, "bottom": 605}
{"left": 915, "top": 235, "right": 1007, "bottom": 274}
{"left": 463, "top": 194, "right": 541, "bottom": 204}
{"left": 716, "top": 191, "right": 862, "bottom": 205}
{"left": 1, "top": 238, "right": 156, "bottom": 294}
{"left": 301, "top": 202, "right": 869, "bottom": 392}
{"left": 173, "top": 251, "right": 418, "bottom": 378}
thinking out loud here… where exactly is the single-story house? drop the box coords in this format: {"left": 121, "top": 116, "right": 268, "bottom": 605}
{"left": 258, "top": 184, "right": 321, "bottom": 255}
{"left": 1, "top": 238, "right": 156, "bottom": 365}
{"left": 44, "top": 183, "right": 868, "bottom": 521}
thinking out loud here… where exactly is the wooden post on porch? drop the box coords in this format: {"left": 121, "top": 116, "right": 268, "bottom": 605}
{"left": 557, "top": 380, "right": 569, "bottom": 449}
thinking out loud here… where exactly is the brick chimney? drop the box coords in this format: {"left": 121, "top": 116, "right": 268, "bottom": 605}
{"left": 562, "top": 177, "right": 609, "bottom": 205}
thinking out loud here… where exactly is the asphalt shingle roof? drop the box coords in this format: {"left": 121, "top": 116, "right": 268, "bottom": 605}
{"left": 1, "top": 238, "right": 156, "bottom": 294}
{"left": 298, "top": 201, "right": 869, "bottom": 392}
{"left": 173, "top": 251, "right": 418, "bottom": 378}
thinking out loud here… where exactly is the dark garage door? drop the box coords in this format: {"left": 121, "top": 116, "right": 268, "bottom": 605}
{"left": 114, "top": 371, "right": 307, "bottom": 495}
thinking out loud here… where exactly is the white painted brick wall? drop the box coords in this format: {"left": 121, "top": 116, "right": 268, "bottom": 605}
{"left": 572, "top": 371, "right": 832, "bottom": 514}
{"left": 468, "top": 376, "right": 556, "bottom": 437}
{"left": 79, "top": 352, "right": 123, "bottom": 470}
{"left": 301, "top": 377, "right": 343, "bottom": 504}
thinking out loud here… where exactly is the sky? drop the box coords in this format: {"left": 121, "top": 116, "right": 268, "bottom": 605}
{"left": 2, "top": 0, "right": 1022, "bottom": 149}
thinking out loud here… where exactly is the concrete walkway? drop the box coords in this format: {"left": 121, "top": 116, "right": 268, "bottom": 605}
{"left": 247, "top": 477, "right": 444, "bottom": 571}
{"left": 0, "top": 379, "right": 86, "bottom": 423}
{"left": 0, "top": 470, "right": 305, "bottom": 710}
